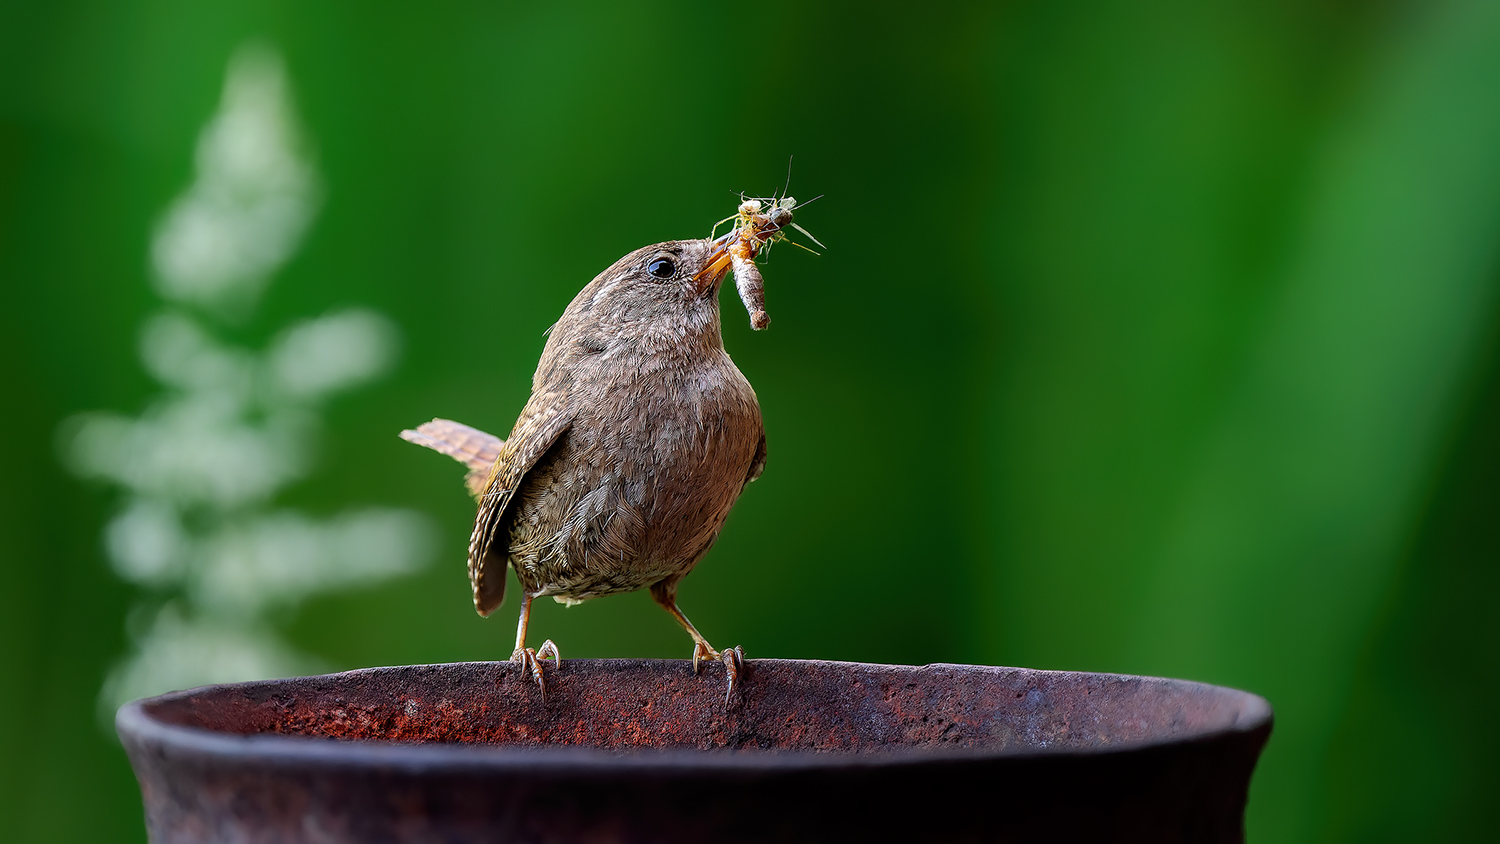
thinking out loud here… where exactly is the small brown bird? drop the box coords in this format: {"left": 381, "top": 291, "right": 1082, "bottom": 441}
{"left": 403, "top": 234, "right": 775, "bottom": 699}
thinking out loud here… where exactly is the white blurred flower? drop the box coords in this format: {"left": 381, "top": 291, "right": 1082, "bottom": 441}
{"left": 62, "top": 42, "right": 437, "bottom": 725}
{"left": 65, "top": 399, "right": 312, "bottom": 508}
{"left": 193, "top": 508, "right": 435, "bottom": 614}
{"left": 139, "top": 311, "right": 257, "bottom": 397}
{"left": 268, "top": 309, "right": 400, "bottom": 400}
{"left": 151, "top": 43, "right": 319, "bottom": 311}
{"left": 105, "top": 499, "right": 188, "bottom": 586}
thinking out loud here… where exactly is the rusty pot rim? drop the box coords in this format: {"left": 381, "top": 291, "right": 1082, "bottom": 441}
{"left": 117, "top": 658, "right": 1272, "bottom": 775}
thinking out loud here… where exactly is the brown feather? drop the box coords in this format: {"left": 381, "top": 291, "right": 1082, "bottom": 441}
{"left": 399, "top": 418, "right": 504, "bottom": 499}
{"left": 407, "top": 237, "right": 766, "bottom": 629}
{"left": 467, "top": 395, "right": 571, "bottom": 615}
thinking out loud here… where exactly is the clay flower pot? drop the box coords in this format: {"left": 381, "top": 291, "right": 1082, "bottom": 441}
{"left": 118, "top": 659, "right": 1271, "bottom": 843}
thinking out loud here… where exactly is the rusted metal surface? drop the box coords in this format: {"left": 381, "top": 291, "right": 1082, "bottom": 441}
{"left": 118, "top": 659, "right": 1272, "bottom": 843}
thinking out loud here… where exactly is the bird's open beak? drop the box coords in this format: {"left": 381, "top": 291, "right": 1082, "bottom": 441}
{"left": 694, "top": 236, "right": 734, "bottom": 296}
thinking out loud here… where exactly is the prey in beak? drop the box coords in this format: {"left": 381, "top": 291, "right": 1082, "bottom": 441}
{"left": 701, "top": 194, "right": 821, "bottom": 330}
{"left": 694, "top": 236, "right": 735, "bottom": 298}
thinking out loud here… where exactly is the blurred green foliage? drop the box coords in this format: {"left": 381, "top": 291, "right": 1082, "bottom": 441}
{"left": 3, "top": 1, "right": 1498, "bottom": 841}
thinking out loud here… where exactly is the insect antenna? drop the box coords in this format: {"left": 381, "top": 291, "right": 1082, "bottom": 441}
{"left": 784, "top": 236, "right": 822, "bottom": 256}
{"left": 711, "top": 214, "right": 740, "bottom": 239}
{"left": 789, "top": 222, "right": 826, "bottom": 250}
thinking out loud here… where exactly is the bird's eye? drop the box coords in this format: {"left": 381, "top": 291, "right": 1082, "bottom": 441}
{"left": 646, "top": 256, "right": 677, "bottom": 279}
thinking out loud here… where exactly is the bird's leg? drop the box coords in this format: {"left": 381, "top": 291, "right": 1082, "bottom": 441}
{"left": 510, "top": 593, "right": 560, "bottom": 694}
{"left": 650, "top": 582, "right": 745, "bottom": 703}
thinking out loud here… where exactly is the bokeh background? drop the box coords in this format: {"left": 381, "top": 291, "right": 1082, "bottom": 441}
{"left": 4, "top": 1, "right": 1498, "bottom": 841}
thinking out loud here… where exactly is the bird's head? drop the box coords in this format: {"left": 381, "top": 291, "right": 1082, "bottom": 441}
{"left": 551, "top": 238, "right": 735, "bottom": 354}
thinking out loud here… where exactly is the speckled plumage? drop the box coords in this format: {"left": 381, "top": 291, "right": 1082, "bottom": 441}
{"left": 403, "top": 237, "right": 764, "bottom": 691}
{"left": 470, "top": 237, "right": 765, "bottom": 612}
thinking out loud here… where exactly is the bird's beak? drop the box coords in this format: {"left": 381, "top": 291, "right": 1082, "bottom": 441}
{"left": 694, "top": 236, "right": 734, "bottom": 296}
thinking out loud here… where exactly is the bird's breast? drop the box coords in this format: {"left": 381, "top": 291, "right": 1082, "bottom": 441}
{"left": 559, "top": 351, "right": 760, "bottom": 558}
{"left": 576, "top": 349, "right": 759, "bottom": 474}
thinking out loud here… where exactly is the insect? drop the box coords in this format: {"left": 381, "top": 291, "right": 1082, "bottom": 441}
{"left": 710, "top": 194, "right": 823, "bottom": 330}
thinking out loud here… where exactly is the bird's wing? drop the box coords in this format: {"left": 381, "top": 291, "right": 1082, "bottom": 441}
{"left": 399, "top": 418, "right": 505, "bottom": 499}
{"left": 745, "top": 430, "right": 767, "bottom": 486}
{"left": 467, "top": 392, "right": 572, "bottom": 616}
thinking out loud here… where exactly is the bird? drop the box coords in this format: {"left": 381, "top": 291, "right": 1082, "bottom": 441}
{"left": 402, "top": 235, "right": 767, "bottom": 700}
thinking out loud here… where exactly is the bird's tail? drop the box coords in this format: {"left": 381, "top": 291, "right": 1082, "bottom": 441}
{"left": 400, "top": 418, "right": 504, "bottom": 500}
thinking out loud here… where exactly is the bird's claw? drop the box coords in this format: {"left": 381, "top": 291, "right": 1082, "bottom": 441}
{"left": 721, "top": 645, "right": 745, "bottom": 704}
{"left": 692, "top": 642, "right": 746, "bottom": 704}
{"left": 511, "top": 639, "right": 560, "bottom": 695}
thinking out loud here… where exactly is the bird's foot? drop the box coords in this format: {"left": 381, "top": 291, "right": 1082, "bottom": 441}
{"left": 510, "top": 639, "right": 560, "bottom": 695}
{"left": 692, "top": 642, "right": 746, "bottom": 704}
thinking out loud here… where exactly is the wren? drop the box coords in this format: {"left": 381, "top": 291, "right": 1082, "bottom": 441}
{"left": 403, "top": 235, "right": 769, "bottom": 700}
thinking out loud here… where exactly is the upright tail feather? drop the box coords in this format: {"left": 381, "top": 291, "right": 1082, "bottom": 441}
{"left": 400, "top": 418, "right": 504, "bottom": 500}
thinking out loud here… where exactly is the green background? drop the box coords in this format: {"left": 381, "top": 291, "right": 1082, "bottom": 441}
{"left": 4, "top": 1, "right": 1499, "bottom": 840}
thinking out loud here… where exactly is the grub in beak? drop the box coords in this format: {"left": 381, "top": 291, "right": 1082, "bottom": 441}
{"left": 694, "top": 241, "right": 734, "bottom": 296}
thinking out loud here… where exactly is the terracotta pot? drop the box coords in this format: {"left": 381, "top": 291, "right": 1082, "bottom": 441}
{"left": 118, "top": 659, "right": 1271, "bottom": 843}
